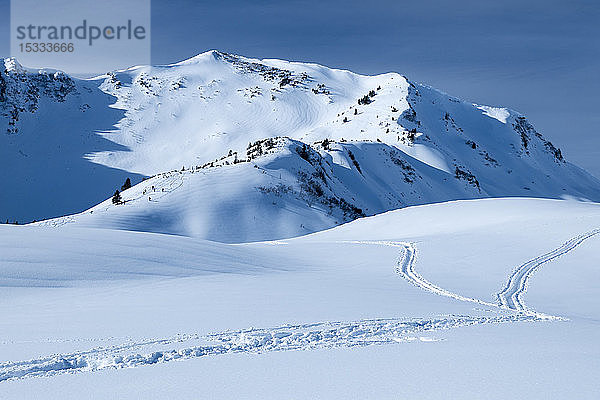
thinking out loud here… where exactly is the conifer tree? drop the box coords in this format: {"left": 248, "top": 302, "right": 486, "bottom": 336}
{"left": 121, "top": 178, "right": 132, "bottom": 191}
{"left": 112, "top": 190, "right": 122, "bottom": 205}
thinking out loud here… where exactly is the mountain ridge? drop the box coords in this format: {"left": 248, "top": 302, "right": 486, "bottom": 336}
{"left": 2, "top": 51, "right": 600, "bottom": 238}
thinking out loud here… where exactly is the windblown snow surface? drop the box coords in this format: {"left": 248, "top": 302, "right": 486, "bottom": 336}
{"left": 2, "top": 198, "right": 600, "bottom": 399}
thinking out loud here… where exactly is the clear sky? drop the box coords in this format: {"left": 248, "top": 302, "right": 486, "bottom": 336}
{"left": 1, "top": 0, "right": 598, "bottom": 177}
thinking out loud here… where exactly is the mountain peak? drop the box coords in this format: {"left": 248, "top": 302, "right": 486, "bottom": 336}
{"left": 171, "top": 50, "right": 226, "bottom": 66}
{"left": 2, "top": 51, "right": 599, "bottom": 227}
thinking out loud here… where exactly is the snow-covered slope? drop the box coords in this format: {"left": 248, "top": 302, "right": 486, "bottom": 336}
{"left": 0, "top": 58, "right": 144, "bottom": 223}
{"left": 3, "top": 51, "right": 600, "bottom": 231}
{"left": 35, "top": 136, "right": 599, "bottom": 242}
{"left": 2, "top": 198, "right": 600, "bottom": 398}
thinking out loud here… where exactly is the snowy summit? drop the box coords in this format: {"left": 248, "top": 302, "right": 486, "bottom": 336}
{"left": 2, "top": 50, "right": 599, "bottom": 241}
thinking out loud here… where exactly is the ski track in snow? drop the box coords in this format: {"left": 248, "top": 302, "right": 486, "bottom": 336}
{"left": 345, "top": 241, "right": 499, "bottom": 309}
{"left": 2, "top": 230, "right": 597, "bottom": 382}
{"left": 495, "top": 228, "right": 600, "bottom": 316}
{"left": 34, "top": 171, "right": 187, "bottom": 228}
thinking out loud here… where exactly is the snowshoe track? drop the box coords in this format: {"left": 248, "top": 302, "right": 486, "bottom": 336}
{"left": 0, "top": 314, "right": 528, "bottom": 382}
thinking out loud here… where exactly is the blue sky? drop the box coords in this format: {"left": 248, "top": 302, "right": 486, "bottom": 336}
{"left": 1, "top": 0, "right": 598, "bottom": 177}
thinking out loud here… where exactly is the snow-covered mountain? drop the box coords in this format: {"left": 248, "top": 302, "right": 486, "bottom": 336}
{"left": 3, "top": 51, "right": 600, "bottom": 399}
{"left": 3, "top": 51, "right": 600, "bottom": 238}
{"left": 0, "top": 58, "right": 144, "bottom": 223}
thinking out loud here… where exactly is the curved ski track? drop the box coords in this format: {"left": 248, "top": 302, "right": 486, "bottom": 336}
{"left": 1, "top": 229, "right": 597, "bottom": 381}
{"left": 495, "top": 228, "right": 600, "bottom": 315}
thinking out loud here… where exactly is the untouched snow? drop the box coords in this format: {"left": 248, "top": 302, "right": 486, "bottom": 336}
{"left": 1, "top": 198, "right": 600, "bottom": 398}
{"left": 476, "top": 104, "right": 511, "bottom": 123}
